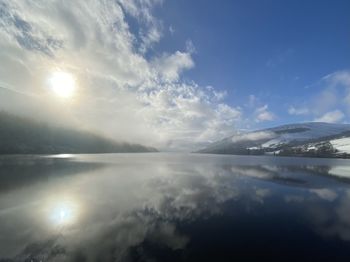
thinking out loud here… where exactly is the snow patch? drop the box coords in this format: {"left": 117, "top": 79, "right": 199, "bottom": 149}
{"left": 330, "top": 137, "right": 350, "bottom": 154}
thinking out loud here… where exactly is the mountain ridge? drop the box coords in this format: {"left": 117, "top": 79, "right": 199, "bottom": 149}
{"left": 198, "top": 122, "right": 350, "bottom": 158}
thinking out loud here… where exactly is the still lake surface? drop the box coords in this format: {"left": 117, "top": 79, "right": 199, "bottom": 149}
{"left": 1, "top": 153, "right": 350, "bottom": 261}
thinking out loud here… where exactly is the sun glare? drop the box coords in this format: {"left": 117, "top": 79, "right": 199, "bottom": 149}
{"left": 48, "top": 71, "right": 76, "bottom": 98}
{"left": 49, "top": 200, "right": 78, "bottom": 226}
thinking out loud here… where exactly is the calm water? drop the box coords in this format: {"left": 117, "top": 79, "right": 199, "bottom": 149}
{"left": 1, "top": 153, "right": 350, "bottom": 261}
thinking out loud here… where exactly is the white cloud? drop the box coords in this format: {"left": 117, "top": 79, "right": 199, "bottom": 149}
{"left": 314, "top": 110, "right": 345, "bottom": 123}
{"left": 0, "top": 0, "right": 240, "bottom": 151}
{"left": 288, "top": 70, "right": 350, "bottom": 122}
{"left": 288, "top": 106, "right": 309, "bottom": 115}
{"left": 323, "top": 70, "right": 350, "bottom": 87}
{"left": 185, "top": 39, "right": 196, "bottom": 54}
{"left": 117, "top": 0, "right": 163, "bottom": 53}
{"left": 316, "top": 71, "right": 350, "bottom": 113}
{"left": 152, "top": 51, "right": 194, "bottom": 82}
{"left": 312, "top": 89, "right": 338, "bottom": 115}
{"left": 255, "top": 104, "right": 275, "bottom": 122}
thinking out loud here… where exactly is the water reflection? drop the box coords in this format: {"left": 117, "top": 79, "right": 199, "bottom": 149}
{"left": 0, "top": 155, "right": 104, "bottom": 192}
{"left": 329, "top": 165, "right": 350, "bottom": 178}
{"left": 1, "top": 154, "right": 350, "bottom": 260}
{"left": 47, "top": 198, "right": 79, "bottom": 227}
{"left": 49, "top": 154, "right": 75, "bottom": 159}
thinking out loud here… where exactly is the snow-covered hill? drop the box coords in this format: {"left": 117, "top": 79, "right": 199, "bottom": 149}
{"left": 198, "top": 122, "right": 350, "bottom": 158}
{"left": 330, "top": 137, "right": 350, "bottom": 154}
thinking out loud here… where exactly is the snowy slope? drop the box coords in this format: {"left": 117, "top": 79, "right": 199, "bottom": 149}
{"left": 266, "top": 122, "right": 350, "bottom": 144}
{"left": 330, "top": 137, "right": 350, "bottom": 154}
{"left": 198, "top": 122, "right": 350, "bottom": 157}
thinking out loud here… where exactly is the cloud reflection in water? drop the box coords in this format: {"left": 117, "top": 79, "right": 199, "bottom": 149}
{"left": 1, "top": 154, "right": 350, "bottom": 260}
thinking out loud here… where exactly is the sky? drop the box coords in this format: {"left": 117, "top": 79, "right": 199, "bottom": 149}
{"left": 0, "top": 0, "right": 349, "bottom": 151}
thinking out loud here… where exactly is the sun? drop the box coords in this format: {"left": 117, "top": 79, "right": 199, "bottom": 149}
{"left": 48, "top": 71, "right": 76, "bottom": 98}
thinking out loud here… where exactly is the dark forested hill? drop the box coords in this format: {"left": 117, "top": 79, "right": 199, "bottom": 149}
{"left": 0, "top": 112, "right": 157, "bottom": 154}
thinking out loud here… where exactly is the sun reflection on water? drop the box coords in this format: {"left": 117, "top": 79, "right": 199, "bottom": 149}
{"left": 47, "top": 198, "right": 80, "bottom": 227}
{"left": 51, "top": 154, "right": 74, "bottom": 159}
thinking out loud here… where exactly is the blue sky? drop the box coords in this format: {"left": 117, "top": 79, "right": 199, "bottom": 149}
{"left": 0, "top": 0, "right": 349, "bottom": 150}
{"left": 155, "top": 0, "right": 350, "bottom": 128}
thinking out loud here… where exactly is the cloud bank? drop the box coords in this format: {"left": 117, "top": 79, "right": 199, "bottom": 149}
{"left": 0, "top": 0, "right": 241, "bottom": 151}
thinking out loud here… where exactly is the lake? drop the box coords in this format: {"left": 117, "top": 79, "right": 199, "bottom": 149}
{"left": 1, "top": 153, "right": 350, "bottom": 261}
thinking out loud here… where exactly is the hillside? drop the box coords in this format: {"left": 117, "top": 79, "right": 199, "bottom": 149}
{"left": 0, "top": 112, "right": 157, "bottom": 154}
{"left": 198, "top": 122, "right": 350, "bottom": 158}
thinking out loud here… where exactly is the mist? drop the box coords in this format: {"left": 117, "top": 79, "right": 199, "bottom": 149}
{"left": 0, "top": 0, "right": 241, "bottom": 151}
